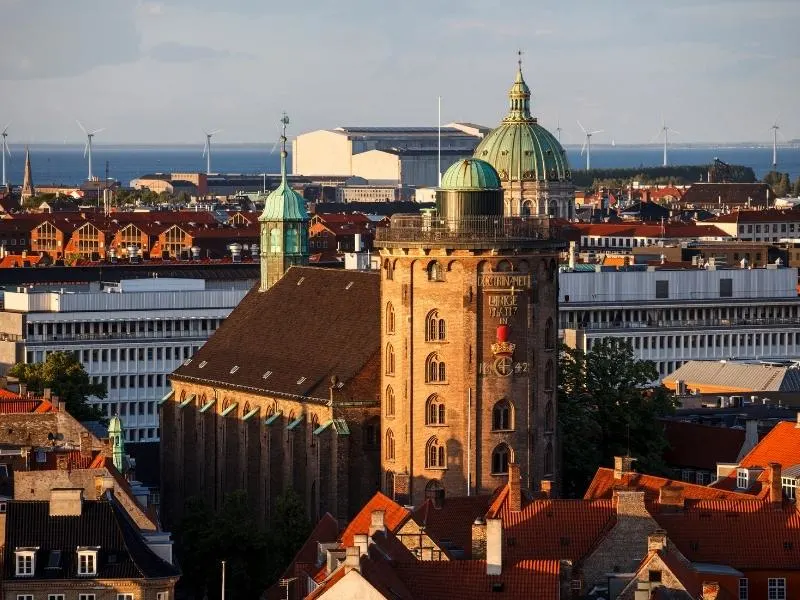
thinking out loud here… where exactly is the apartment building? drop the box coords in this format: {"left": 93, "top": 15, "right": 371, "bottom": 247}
{"left": 0, "top": 278, "right": 250, "bottom": 441}
{"left": 559, "top": 265, "right": 800, "bottom": 379}
{"left": 697, "top": 209, "right": 800, "bottom": 242}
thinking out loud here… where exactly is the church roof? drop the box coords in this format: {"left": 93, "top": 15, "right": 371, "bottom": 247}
{"left": 170, "top": 266, "right": 380, "bottom": 402}
{"left": 440, "top": 159, "right": 501, "bottom": 191}
{"left": 473, "top": 67, "right": 570, "bottom": 183}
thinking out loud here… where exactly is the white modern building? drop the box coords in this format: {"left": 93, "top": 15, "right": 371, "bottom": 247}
{"left": 559, "top": 265, "right": 800, "bottom": 379}
{"left": 0, "top": 278, "right": 250, "bottom": 442}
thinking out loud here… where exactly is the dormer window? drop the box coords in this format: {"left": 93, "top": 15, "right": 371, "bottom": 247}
{"left": 77, "top": 548, "right": 98, "bottom": 576}
{"left": 782, "top": 476, "right": 797, "bottom": 501}
{"left": 15, "top": 549, "right": 36, "bottom": 576}
{"left": 736, "top": 468, "right": 749, "bottom": 490}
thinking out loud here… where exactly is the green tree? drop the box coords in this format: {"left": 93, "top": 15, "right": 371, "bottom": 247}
{"left": 9, "top": 351, "right": 106, "bottom": 421}
{"left": 558, "top": 339, "right": 676, "bottom": 498}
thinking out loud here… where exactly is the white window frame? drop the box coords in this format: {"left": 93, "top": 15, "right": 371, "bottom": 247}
{"left": 15, "top": 550, "right": 35, "bottom": 577}
{"left": 736, "top": 468, "right": 749, "bottom": 489}
{"left": 739, "top": 578, "right": 748, "bottom": 600}
{"left": 17, "top": 595, "right": 34, "bottom": 600}
{"left": 49, "top": 595, "right": 65, "bottom": 600}
{"left": 768, "top": 578, "right": 786, "bottom": 600}
{"left": 782, "top": 476, "right": 797, "bottom": 500}
{"left": 77, "top": 549, "right": 98, "bottom": 576}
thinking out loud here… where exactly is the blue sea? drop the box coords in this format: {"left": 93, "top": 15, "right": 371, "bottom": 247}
{"left": 4, "top": 143, "right": 800, "bottom": 188}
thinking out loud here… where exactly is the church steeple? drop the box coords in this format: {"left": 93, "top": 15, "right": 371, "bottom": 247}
{"left": 21, "top": 145, "right": 35, "bottom": 200}
{"left": 259, "top": 114, "right": 309, "bottom": 291}
{"left": 108, "top": 415, "right": 125, "bottom": 473}
{"left": 504, "top": 51, "right": 533, "bottom": 123}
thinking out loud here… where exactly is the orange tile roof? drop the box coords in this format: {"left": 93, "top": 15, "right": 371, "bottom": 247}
{"left": 338, "top": 492, "right": 410, "bottom": 547}
{"left": 393, "top": 559, "right": 560, "bottom": 600}
{"left": 584, "top": 467, "right": 759, "bottom": 502}
{"left": 655, "top": 500, "right": 800, "bottom": 569}
{"left": 0, "top": 389, "right": 23, "bottom": 400}
{"left": 739, "top": 421, "right": 800, "bottom": 469}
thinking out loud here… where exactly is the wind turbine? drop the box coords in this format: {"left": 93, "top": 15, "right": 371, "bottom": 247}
{"left": 577, "top": 121, "right": 603, "bottom": 170}
{"left": 202, "top": 129, "right": 221, "bottom": 175}
{"left": 651, "top": 118, "right": 680, "bottom": 167}
{"left": 1, "top": 122, "right": 10, "bottom": 187}
{"left": 76, "top": 120, "right": 105, "bottom": 181}
{"left": 771, "top": 120, "right": 781, "bottom": 170}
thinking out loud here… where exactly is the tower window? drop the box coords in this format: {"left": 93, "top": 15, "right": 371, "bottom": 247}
{"left": 385, "top": 429, "right": 395, "bottom": 461}
{"left": 386, "top": 302, "right": 396, "bottom": 334}
{"left": 426, "top": 310, "right": 446, "bottom": 341}
{"left": 428, "top": 261, "right": 445, "bottom": 282}
{"left": 384, "top": 259, "right": 393, "bottom": 281}
{"left": 544, "top": 359, "right": 554, "bottom": 391}
{"left": 285, "top": 227, "right": 299, "bottom": 253}
{"left": 492, "top": 399, "right": 513, "bottom": 431}
{"left": 544, "top": 441, "right": 554, "bottom": 476}
{"left": 385, "top": 385, "right": 395, "bottom": 418}
{"left": 269, "top": 227, "right": 280, "bottom": 252}
{"left": 545, "top": 400, "right": 554, "bottom": 432}
{"left": 385, "top": 343, "right": 395, "bottom": 376}
{"left": 491, "top": 443, "right": 512, "bottom": 475}
{"left": 425, "top": 479, "right": 445, "bottom": 508}
{"left": 425, "top": 353, "right": 446, "bottom": 383}
{"left": 544, "top": 317, "right": 555, "bottom": 350}
{"left": 426, "top": 394, "right": 446, "bottom": 425}
{"left": 425, "top": 437, "right": 446, "bottom": 469}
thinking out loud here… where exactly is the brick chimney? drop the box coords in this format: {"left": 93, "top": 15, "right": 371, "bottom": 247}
{"left": 647, "top": 529, "right": 667, "bottom": 552}
{"left": 658, "top": 485, "right": 685, "bottom": 509}
{"left": 79, "top": 431, "right": 91, "bottom": 459}
{"left": 540, "top": 479, "right": 552, "bottom": 499}
{"left": 486, "top": 518, "right": 502, "bottom": 576}
{"left": 368, "top": 510, "right": 385, "bottom": 537}
{"left": 343, "top": 546, "right": 360, "bottom": 574}
{"left": 768, "top": 462, "right": 782, "bottom": 505}
{"left": 508, "top": 462, "right": 521, "bottom": 512}
{"left": 43, "top": 387, "right": 52, "bottom": 399}
{"left": 353, "top": 533, "right": 369, "bottom": 557}
{"left": 702, "top": 582, "right": 721, "bottom": 600}
{"left": 19, "top": 383, "right": 27, "bottom": 397}
{"left": 614, "top": 456, "right": 636, "bottom": 480}
{"left": 471, "top": 518, "right": 487, "bottom": 560}
{"left": 49, "top": 488, "right": 83, "bottom": 517}
{"left": 796, "top": 412, "right": 800, "bottom": 428}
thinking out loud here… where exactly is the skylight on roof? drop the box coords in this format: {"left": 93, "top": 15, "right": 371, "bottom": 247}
{"left": 297, "top": 277, "right": 305, "bottom": 286}
{"left": 262, "top": 371, "right": 272, "bottom": 379}
{"left": 184, "top": 359, "right": 192, "bottom": 366}
{"left": 297, "top": 376, "right": 306, "bottom": 385}
{"left": 230, "top": 366, "right": 239, "bottom": 374}
{"left": 345, "top": 282, "right": 354, "bottom": 290}
{"left": 198, "top": 360, "right": 207, "bottom": 368}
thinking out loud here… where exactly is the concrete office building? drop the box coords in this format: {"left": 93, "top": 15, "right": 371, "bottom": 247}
{"left": 559, "top": 265, "right": 800, "bottom": 380}
{"left": 292, "top": 124, "right": 489, "bottom": 187}
{"left": 0, "top": 278, "right": 250, "bottom": 442}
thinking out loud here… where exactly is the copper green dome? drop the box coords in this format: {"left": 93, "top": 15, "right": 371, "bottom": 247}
{"left": 474, "top": 66, "right": 571, "bottom": 183}
{"left": 441, "top": 158, "right": 501, "bottom": 190}
{"left": 259, "top": 142, "right": 308, "bottom": 222}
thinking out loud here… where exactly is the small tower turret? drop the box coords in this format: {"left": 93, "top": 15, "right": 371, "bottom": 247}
{"left": 21, "top": 145, "right": 35, "bottom": 201}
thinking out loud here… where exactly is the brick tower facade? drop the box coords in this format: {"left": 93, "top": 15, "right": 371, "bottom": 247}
{"left": 376, "top": 162, "right": 564, "bottom": 505}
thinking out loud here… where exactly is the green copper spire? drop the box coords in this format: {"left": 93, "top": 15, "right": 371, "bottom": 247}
{"left": 505, "top": 51, "right": 533, "bottom": 122}
{"left": 108, "top": 415, "right": 125, "bottom": 473}
{"left": 259, "top": 113, "right": 309, "bottom": 222}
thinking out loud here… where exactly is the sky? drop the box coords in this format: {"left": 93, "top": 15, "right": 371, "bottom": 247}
{"left": 1, "top": 0, "right": 798, "bottom": 145}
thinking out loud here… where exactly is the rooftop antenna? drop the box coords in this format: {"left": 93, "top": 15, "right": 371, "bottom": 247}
{"left": 202, "top": 128, "right": 222, "bottom": 175}
{"left": 577, "top": 121, "right": 603, "bottom": 170}
{"left": 1, "top": 122, "right": 10, "bottom": 187}
{"left": 437, "top": 95, "right": 442, "bottom": 187}
{"left": 76, "top": 120, "right": 105, "bottom": 181}
{"left": 555, "top": 117, "right": 562, "bottom": 143}
{"left": 650, "top": 116, "right": 680, "bottom": 167}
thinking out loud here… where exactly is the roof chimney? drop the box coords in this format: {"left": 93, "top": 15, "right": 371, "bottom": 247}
{"left": 539, "top": 479, "right": 552, "bottom": 499}
{"left": 768, "top": 462, "right": 782, "bottom": 505}
{"left": 353, "top": 533, "right": 369, "bottom": 557}
{"left": 368, "top": 509, "right": 385, "bottom": 537}
{"left": 614, "top": 455, "right": 636, "bottom": 480}
{"left": 344, "top": 546, "right": 360, "bottom": 574}
{"left": 49, "top": 488, "right": 83, "bottom": 517}
{"left": 647, "top": 529, "right": 667, "bottom": 552}
{"left": 796, "top": 412, "right": 800, "bottom": 428}
{"left": 471, "top": 518, "right": 487, "bottom": 560}
{"left": 508, "top": 462, "right": 522, "bottom": 511}
{"left": 486, "top": 518, "right": 502, "bottom": 576}
{"left": 658, "top": 485, "right": 685, "bottom": 509}
{"left": 702, "top": 582, "right": 721, "bottom": 600}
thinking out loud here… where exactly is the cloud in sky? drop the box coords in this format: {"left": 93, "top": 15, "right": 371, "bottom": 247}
{"left": 1, "top": 0, "right": 798, "bottom": 144}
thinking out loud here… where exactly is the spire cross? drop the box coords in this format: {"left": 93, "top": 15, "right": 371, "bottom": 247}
{"left": 279, "top": 112, "right": 290, "bottom": 154}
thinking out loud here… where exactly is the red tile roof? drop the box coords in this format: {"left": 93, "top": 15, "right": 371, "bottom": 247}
{"left": 662, "top": 420, "right": 746, "bottom": 471}
{"left": 738, "top": 421, "right": 800, "bottom": 469}
{"left": 338, "top": 492, "right": 410, "bottom": 547}
{"left": 393, "top": 559, "right": 560, "bottom": 600}
{"left": 584, "top": 467, "right": 758, "bottom": 502}
{"left": 655, "top": 500, "right": 800, "bottom": 569}
{"left": 411, "top": 495, "right": 494, "bottom": 558}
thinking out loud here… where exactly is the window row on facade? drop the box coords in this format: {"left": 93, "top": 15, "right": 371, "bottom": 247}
{"left": 26, "top": 318, "right": 222, "bottom": 341}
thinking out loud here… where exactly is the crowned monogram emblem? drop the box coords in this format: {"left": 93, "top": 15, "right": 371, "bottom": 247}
{"left": 491, "top": 324, "right": 515, "bottom": 357}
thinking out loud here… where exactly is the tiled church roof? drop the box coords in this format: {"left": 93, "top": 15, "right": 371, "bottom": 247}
{"left": 171, "top": 266, "right": 380, "bottom": 402}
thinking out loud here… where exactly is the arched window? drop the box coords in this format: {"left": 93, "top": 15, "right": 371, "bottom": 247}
{"left": 425, "top": 437, "right": 445, "bottom": 469}
{"left": 544, "top": 317, "right": 555, "bottom": 350}
{"left": 385, "top": 343, "right": 395, "bottom": 375}
{"left": 428, "top": 261, "right": 444, "bottom": 282}
{"left": 545, "top": 400, "right": 554, "bottom": 432}
{"left": 426, "top": 353, "right": 446, "bottom": 383}
{"left": 269, "top": 227, "right": 281, "bottom": 253}
{"left": 544, "top": 442, "right": 554, "bottom": 476}
{"left": 491, "top": 443, "right": 512, "bottom": 475}
{"left": 425, "top": 394, "right": 445, "bottom": 425}
{"left": 385, "top": 471, "right": 395, "bottom": 497}
{"left": 285, "top": 227, "right": 299, "bottom": 253}
{"left": 544, "top": 359, "right": 554, "bottom": 391}
{"left": 521, "top": 201, "right": 533, "bottom": 217}
{"left": 309, "top": 413, "right": 319, "bottom": 446}
{"left": 384, "top": 259, "right": 393, "bottom": 281}
{"left": 425, "top": 479, "right": 445, "bottom": 508}
{"left": 385, "top": 429, "right": 395, "bottom": 461}
{"left": 426, "top": 310, "right": 446, "bottom": 341}
{"left": 386, "top": 302, "right": 396, "bottom": 335}
{"left": 496, "top": 260, "right": 513, "bottom": 272}
{"left": 385, "top": 386, "right": 395, "bottom": 417}
{"left": 492, "top": 399, "right": 513, "bottom": 431}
